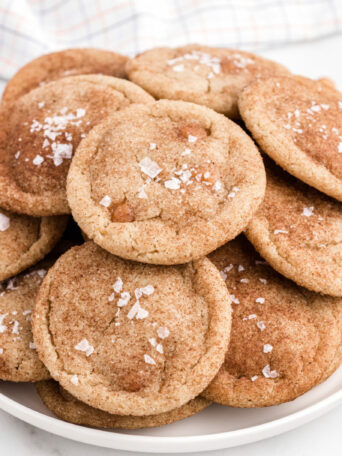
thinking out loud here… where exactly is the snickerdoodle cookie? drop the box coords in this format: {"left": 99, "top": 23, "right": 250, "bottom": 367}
{"left": 1, "top": 48, "right": 129, "bottom": 108}
{"left": 0, "top": 75, "right": 153, "bottom": 216}
{"left": 32, "top": 242, "right": 231, "bottom": 416}
{"left": 203, "top": 236, "right": 342, "bottom": 407}
{"left": 239, "top": 76, "right": 342, "bottom": 201}
{"left": 67, "top": 100, "right": 265, "bottom": 264}
{"left": 0, "top": 265, "right": 51, "bottom": 381}
{"left": 36, "top": 380, "right": 211, "bottom": 429}
{"left": 126, "top": 44, "right": 289, "bottom": 118}
{"left": 0, "top": 208, "right": 67, "bottom": 281}
{"left": 246, "top": 163, "right": 342, "bottom": 296}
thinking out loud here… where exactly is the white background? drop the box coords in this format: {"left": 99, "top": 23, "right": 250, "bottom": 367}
{"left": 1, "top": 32, "right": 342, "bottom": 456}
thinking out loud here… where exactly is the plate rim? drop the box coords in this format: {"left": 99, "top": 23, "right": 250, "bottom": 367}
{"left": 0, "top": 384, "right": 341, "bottom": 453}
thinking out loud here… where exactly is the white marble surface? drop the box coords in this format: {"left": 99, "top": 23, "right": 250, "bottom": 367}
{"left": 1, "top": 33, "right": 342, "bottom": 456}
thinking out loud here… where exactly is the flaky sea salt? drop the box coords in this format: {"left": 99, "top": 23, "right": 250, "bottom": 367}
{"left": 212, "top": 180, "right": 222, "bottom": 192}
{"left": 144, "top": 354, "right": 156, "bottom": 365}
{"left": 165, "top": 177, "right": 181, "bottom": 190}
{"left": 139, "top": 157, "right": 162, "bottom": 179}
{"left": 0, "top": 213, "right": 10, "bottom": 232}
{"left": 262, "top": 364, "right": 279, "bottom": 378}
{"left": 116, "top": 291, "right": 131, "bottom": 307}
{"left": 228, "top": 186, "right": 239, "bottom": 199}
{"left": 29, "top": 342, "right": 36, "bottom": 349}
{"left": 302, "top": 206, "right": 314, "bottom": 217}
{"left": 257, "top": 321, "right": 266, "bottom": 331}
{"left": 113, "top": 277, "right": 123, "bottom": 293}
{"left": 140, "top": 285, "right": 155, "bottom": 296}
{"left": 157, "top": 327, "right": 170, "bottom": 339}
{"left": 255, "top": 297, "right": 265, "bottom": 304}
{"left": 70, "top": 374, "right": 79, "bottom": 385}
{"left": 243, "top": 314, "right": 257, "bottom": 321}
{"left": 263, "top": 344, "right": 273, "bottom": 353}
{"left": 230, "top": 294, "right": 240, "bottom": 304}
{"left": 100, "top": 195, "right": 111, "bottom": 207}
{"left": 224, "top": 264, "right": 234, "bottom": 274}
{"left": 274, "top": 229, "right": 288, "bottom": 235}
{"left": 48, "top": 142, "right": 73, "bottom": 166}
{"left": 7, "top": 279, "right": 18, "bottom": 290}
{"left": 33, "top": 154, "right": 44, "bottom": 165}
{"left": 117, "top": 291, "right": 131, "bottom": 307}
{"left": 0, "top": 314, "right": 7, "bottom": 333}
{"left": 251, "top": 375, "right": 258, "bottom": 382}
{"left": 138, "top": 187, "right": 147, "bottom": 199}
{"left": 149, "top": 338, "right": 157, "bottom": 347}
{"left": 11, "top": 320, "right": 19, "bottom": 335}
{"left": 188, "top": 135, "right": 197, "bottom": 143}
{"left": 127, "top": 301, "right": 149, "bottom": 320}
{"left": 36, "top": 269, "right": 47, "bottom": 278}
{"left": 74, "top": 338, "right": 94, "bottom": 357}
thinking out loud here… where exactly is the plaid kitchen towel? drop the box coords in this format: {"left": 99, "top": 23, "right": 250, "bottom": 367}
{"left": 0, "top": 0, "right": 342, "bottom": 92}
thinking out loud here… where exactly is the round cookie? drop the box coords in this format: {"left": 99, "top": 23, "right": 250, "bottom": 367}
{"left": 0, "top": 265, "right": 51, "bottom": 381}
{"left": 238, "top": 75, "right": 342, "bottom": 201}
{"left": 203, "top": 236, "right": 342, "bottom": 407}
{"left": 0, "top": 75, "right": 153, "bottom": 216}
{"left": 246, "top": 162, "right": 342, "bottom": 296}
{"left": 0, "top": 208, "right": 67, "bottom": 281}
{"left": 67, "top": 100, "right": 265, "bottom": 265}
{"left": 32, "top": 242, "right": 231, "bottom": 416}
{"left": 1, "top": 48, "right": 129, "bottom": 109}
{"left": 126, "top": 44, "right": 289, "bottom": 119}
{"left": 36, "top": 380, "right": 211, "bottom": 429}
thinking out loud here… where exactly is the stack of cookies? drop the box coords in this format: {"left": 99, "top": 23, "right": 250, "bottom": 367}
{"left": 0, "top": 45, "right": 341, "bottom": 429}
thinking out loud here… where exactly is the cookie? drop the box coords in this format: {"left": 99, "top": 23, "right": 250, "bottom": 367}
{"left": 0, "top": 75, "right": 153, "bottom": 216}
{"left": 238, "top": 76, "right": 342, "bottom": 201}
{"left": 126, "top": 44, "right": 289, "bottom": 118}
{"left": 1, "top": 48, "right": 129, "bottom": 109}
{"left": 32, "top": 242, "right": 231, "bottom": 416}
{"left": 0, "top": 208, "right": 67, "bottom": 281}
{"left": 36, "top": 380, "right": 211, "bottom": 429}
{"left": 0, "top": 265, "right": 51, "bottom": 381}
{"left": 203, "top": 236, "right": 342, "bottom": 407}
{"left": 246, "top": 162, "right": 342, "bottom": 296}
{"left": 67, "top": 100, "right": 265, "bottom": 264}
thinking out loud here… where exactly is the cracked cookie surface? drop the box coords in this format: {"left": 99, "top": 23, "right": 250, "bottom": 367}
{"left": 32, "top": 242, "right": 231, "bottom": 416}
{"left": 126, "top": 44, "right": 289, "bottom": 119}
{"left": 246, "top": 163, "right": 342, "bottom": 296}
{"left": 1, "top": 48, "right": 129, "bottom": 109}
{"left": 0, "top": 75, "right": 153, "bottom": 216}
{"left": 0, "top": 208, "right": 67, "bottom": 281}
{"left": 239, "top": 76, "right": 342, "bottom": 201}
{"left": 203, "top": 236, "right": 342, "bottom": 407}
{"left": 67, "top": 100, "right": 265, "bottom": 264}
{"left": 36, "top": 380, "right": 211, "bottom": 429}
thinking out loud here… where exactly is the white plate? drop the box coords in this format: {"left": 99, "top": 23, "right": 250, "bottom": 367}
{"left": 0, "top": 367, "right": 341, "bottom": 453}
